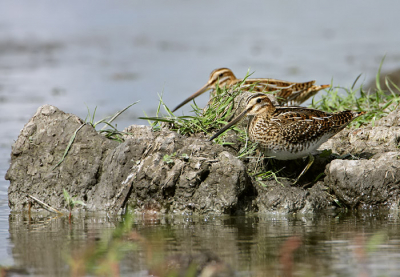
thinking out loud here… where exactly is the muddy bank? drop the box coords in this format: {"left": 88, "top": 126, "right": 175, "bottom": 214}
{"left": 5, "top": 104, "right": 400, "bottom": 214}
{"left": 322, "top": 108, "right": 400, "bottom": 209}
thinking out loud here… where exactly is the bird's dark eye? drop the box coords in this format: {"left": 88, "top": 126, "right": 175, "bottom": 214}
{"left": 257, "top": 98, "right": 262, "bottom": 103}
{"left": 218, "top": 73, "right": 223, "bottom": 78}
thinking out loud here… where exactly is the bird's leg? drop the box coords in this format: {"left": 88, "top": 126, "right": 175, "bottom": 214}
{"left": 255, "top": 150, "right": 263, "bottom": 172}
{"left": 293, "top": 153, "right": 314, "bottom": 184}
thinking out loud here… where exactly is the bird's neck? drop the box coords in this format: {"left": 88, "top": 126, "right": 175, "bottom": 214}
{"left": 248, "top": 109, "right": 273, "bottom": 135}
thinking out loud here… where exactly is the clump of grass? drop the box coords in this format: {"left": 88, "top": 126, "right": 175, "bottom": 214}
{"left": 140, "top": 71, "right": 266, "bottom": 161}
{"left": 311, "top": 61, "right": 400, "bottom": 127}
{"left": 140, "top": 90, "right": 239, "bottom": 136}
{"left": 140, "top": 75, "right": 281, "bottom": 183}
{"left": 140, "top": 72, "right": 257, "bottom": 137}
{"left": 86, "top": 101, "right": 139, "bottom": 142}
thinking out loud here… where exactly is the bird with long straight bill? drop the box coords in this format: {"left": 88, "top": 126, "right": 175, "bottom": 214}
{"left": 172, "top": 68, "right": 330, "bottom": 112}
{"left": 209, "top": 93, "right": 366, "bottom": 183}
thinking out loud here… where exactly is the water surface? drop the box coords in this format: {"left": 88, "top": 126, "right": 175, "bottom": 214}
{"left": 6, "top": 211, "right": 400, "bottom": 276}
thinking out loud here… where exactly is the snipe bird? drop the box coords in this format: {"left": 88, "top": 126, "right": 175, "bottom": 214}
{"left": 172, "top": 68, "right": 330, "bottom": 112}
{"left": 209, "top": 93, "right": 366, "bottom": 183}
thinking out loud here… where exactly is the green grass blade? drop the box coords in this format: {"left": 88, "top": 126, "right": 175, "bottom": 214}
{"left": 351, "top": 73, "right": 362, "bottom": 90}
{"left": 98, "top": 101, "right": 139, "bottom": 130}
{"left": 375, "top": 55, "right": 386, "bottom": 92}
{"left": 52, "top": 123, "right": 87, "bottom": 170}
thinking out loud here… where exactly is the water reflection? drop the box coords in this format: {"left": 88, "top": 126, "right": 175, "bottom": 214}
{"left": 6, "top": 210, "right": 400, "bottom": 276}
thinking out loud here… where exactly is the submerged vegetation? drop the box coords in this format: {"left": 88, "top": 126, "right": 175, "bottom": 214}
{"left": 67, "top": 211, "right": 139, "bottom": 276}
{"left": 63, "top": 188, "right": 86, "bottom": 221}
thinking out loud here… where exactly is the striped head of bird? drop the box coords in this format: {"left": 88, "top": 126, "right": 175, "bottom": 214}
{"left": 209, "top": 93, "right": 275, "bottom": 141}
{"left": 172, "top": 68, "right": 237, "bottom": 112}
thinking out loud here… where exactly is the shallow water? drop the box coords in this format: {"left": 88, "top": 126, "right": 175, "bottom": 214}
{"left": 1, "top": 1, "right": 400, "bottom": 275}
{"left": 5, "top": 211, "right": 400, "bottom": 276}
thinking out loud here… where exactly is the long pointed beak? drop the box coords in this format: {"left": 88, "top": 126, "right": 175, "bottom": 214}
{"left": 172, "top": 82, "right": 211, "bottom": 112}
{"left": 209, "top": 107, "right": 250, "bottom": 141}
